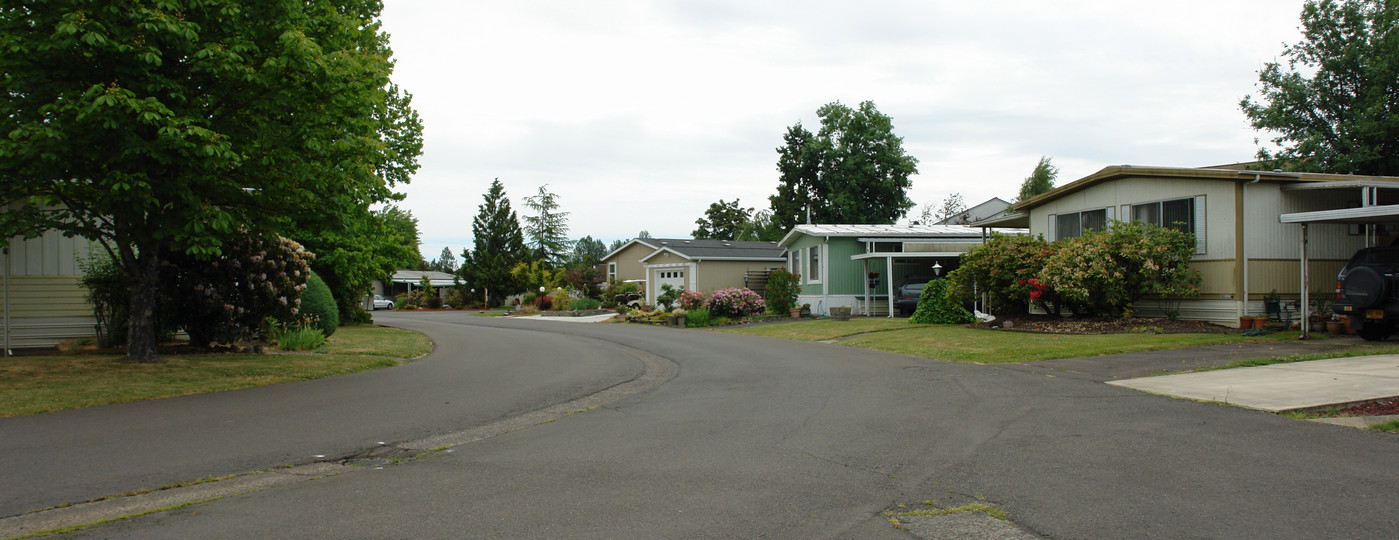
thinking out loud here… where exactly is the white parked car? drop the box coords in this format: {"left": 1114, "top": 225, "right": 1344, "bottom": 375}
{"left": 370, "top": 294, "right": 394, "bottom": 310}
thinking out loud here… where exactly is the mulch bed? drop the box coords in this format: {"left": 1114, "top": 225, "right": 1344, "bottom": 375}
{"left": 1331, "top": 398, "right": 1399, "bottom": 417}
{"left": 970, "top": 315, "right": 1232, "bottom": 334}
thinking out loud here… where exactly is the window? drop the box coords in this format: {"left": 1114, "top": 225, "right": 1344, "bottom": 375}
{"left": 1130, "top": 196, "right": 1205, "bottom": 254}
{"left": 608, "top": 262, "right": 617, "bottom": 281}
{"left": 1054, "top": 209, "right": 1107, "bottom": 240}
{"left": 792, "top": 250, "right": 802, "bottom": 276}
{"left": 807, "top": 245, "right": 821, "bottom": 283}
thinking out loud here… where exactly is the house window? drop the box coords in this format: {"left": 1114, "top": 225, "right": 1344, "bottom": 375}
{"left": 791, "top": 250, "right": 802, "bottom": 277}
{"left": 807, "top": 245, "right": 821, "bottom": 283}
{"left": 1054, "top": 209, "right": 1107, "bottom": 240}
{"left": 608, "top": 262, "right": 617, "bottom": 281}
{"left": 1131, "top": 196, "right": 1206, "bottom": 254}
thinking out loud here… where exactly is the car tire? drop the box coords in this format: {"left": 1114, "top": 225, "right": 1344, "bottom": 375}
{"left": 1342, "top": 266, "right": 1386, "bottom": 309}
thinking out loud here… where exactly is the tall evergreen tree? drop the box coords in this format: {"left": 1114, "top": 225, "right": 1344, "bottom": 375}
{"left": 570, "top": 236, "right": 607, "bottom": 269}
{"left": 523, "top": 184, "right": 571, "bottom": 267}
{"left": 1016, "top": 157, "right": 1059, "bottom": 202}
{"left": 460, "top": 179, "right": 526, "bottom": 307}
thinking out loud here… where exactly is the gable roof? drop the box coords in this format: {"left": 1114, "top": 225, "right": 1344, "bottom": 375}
{"left": 778, "top": 224, "right": 993, "bottom": 248}
{"left": 638, "top": 238, "right": 786, "bottom": 262}
{"left": 600, "top": 237, "right": 663, "bottom": 262}
{"left": 935, "top": 197, "right": 1013, "bottom": 225}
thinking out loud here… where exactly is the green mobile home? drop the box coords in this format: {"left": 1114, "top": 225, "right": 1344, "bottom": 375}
{"left": 778, "top": 225, "right": 1018, "bottom": 317}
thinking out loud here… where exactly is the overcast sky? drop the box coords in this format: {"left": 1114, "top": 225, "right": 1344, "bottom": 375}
{"left": 379, "top": 0, "right": 1305, "bottom": 258}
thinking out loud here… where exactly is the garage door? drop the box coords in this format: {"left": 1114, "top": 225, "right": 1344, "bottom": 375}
{"left": 656, "top": 269, "right": 686, "bottom": 291}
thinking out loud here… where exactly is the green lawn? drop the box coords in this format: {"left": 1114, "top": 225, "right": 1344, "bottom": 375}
{"left": 0, "top": 324, "right": 432, "bottom": 418}
{"left": 719, "top": 318, "right": 1263, "bottom": 363}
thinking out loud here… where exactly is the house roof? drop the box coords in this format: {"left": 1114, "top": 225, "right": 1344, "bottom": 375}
{"left": 777, "top": 224, "right": 992, "bottom": 248}
{"left": 935, "top": 197, "right": 1013, "bottom": 225}
{"left": 638, "top": 238, "right": 786, "bottom": 262}
{"left": 391, "top": 269, "right": 456, "bottom": 286}
{"left": 1013, "top": 165, "right": 1399, "bottom": 212}
{"left": 600, "top": 237, "right": 663, "bottom": 262}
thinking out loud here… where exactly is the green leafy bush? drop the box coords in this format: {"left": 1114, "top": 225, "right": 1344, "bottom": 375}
{"left": 572, "top": 298, "right": 602, "bottom": 310}
{"left": 710, "top": 315, "right": 733, "bottom": 326}
{"left": 302, "top": 271, "right": 339, "bottom": 337}
{"left": 162, "top": 233, "right": 313, "bottom": 347}
{"left": 1038, "top": 221, "right": 1200, "bottom": 316}
{"left": 656, "top": 284, "right": 682, "bottom": 311}
{"left": 945, "top": 233, "right": 1052, "bottom": 316}
{"left": 686, "top": 307, "right": 711, "bottom": 327}
{"left": 909, "top": 279, "right": 975, "bottom": 324}
{"left": 764, "top": 269, "right": 802, "bottom": 314}
{"left": 273, "top": 322, "right": 327, "bottom": 351}
{"left": 79, "top": 255, "right": 134, "bottom": 347}
{"left": 707, "top": 287, "right": 765, "bottom": 318}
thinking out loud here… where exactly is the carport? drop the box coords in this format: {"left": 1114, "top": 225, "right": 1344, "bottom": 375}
{"left": 1279, "top": 181, "right": 1399, "bottom": 338}
{"left": 852, "top": 251, "right": 957, "bottom": 317}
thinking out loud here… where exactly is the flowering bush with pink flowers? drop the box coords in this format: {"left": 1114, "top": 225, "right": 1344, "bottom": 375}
{"left": 706, "top": 287, "right": 765, "bottom": 318}
{"left": 678, "top": 289, "right": 708, "bottom": 311}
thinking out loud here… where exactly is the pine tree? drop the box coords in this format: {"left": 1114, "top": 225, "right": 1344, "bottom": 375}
{"left": 523, "top": 184, "right": 571, "bottom": 267}
{"left": 461, "top": 179, "right": 526, "bottom": 307}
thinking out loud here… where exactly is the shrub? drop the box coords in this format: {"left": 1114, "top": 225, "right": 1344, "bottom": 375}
{"left": 302, "top": 271, "right": 339, "bottom": 337}
{"left": 711, "top": 315, "right": 733, "bottom": 326}
{"left": 163, "top": 233, "right": 313, "bottom": 347}
{"left": 764, "top": 269, "right": 802, "bottom": 314}
{"left": 615, "top": 305, "right": 631, "bottom": 316}
{"left": 572, "top": 298, "right": 601, "bottom": 310}
{"left": 79, "top": 254, "right": 133, "bottom": 347}
{"left": 656, "top": 284, "right": 682, "bottom": 311}
{"left": 537, "top": 295, "right": 553, "bottom": 310}
{"left": 909, "top": 279, "right": 975, "bottom": 324}
{"left": 678, "top": 289, "right": 707, "bottom": 311}
{"left": 707, "top": 287, "right": 765, "bottom": 318}
{"left": 945, "top": 233, "right": 1052, "bottom": 316}
{"left": 554, "top": 294, "right": 572, "bottom": 311}
{"left": 686, "top": 307, "right": 711, "bottom": 327}
{"left": 273, "top": 321, "right": 327, "bottom": 351}
{"left": 1038, "top": 221, "right": 1201, "bottom": 316}
{"left": 425, "top": 296, "right": 444, "bottom": 309}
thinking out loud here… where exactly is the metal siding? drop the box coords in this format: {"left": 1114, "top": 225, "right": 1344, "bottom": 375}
{"left": 826, "top": 238, "right": 865, "bottom": 295}
{"left": 0, "top": 276, "right": 92, "bottom": 318}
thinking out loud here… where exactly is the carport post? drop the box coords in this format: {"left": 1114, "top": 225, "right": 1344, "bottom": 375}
{"left": 1299, "top": 222, "right": 1310, "bottom": 339}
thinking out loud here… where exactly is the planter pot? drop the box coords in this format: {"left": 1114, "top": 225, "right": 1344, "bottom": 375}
{"left": 1252, "top": 316, "right": 1268, "bottom": 329}
{"left": 1239, "top": 316, "right": 1252, "bottom": 329}
{"left": 790, "top": 308, "right": 801, "bottom": 319}
{"left": 1326, "top": 321, "right": 1343, "bottom": 334}
{"left": 830, "top": 306, "right": 851, "bottom": 321}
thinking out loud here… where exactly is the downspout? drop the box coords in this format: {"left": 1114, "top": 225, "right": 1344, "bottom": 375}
{"left": 1241, "top": 173, "right": 1262, "bottom": 319}
{"left": 3, "top": 245, "right": 9, "bottom": 357}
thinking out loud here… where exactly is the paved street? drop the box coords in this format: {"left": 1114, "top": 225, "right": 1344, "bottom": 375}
{"left": 6, "top": 312, "right": 1399, "bottom": 538}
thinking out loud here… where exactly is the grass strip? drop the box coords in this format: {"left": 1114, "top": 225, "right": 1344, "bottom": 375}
{"left": 723, "top": 320, "right": 1255, "bottom": 363}
{"left": 0, "top": 325, "right": 430, "bottom": 417}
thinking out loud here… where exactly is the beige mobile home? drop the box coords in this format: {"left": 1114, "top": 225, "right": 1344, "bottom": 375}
{"left": 2, "top": 230, "right": 96, "bottom": 353}
{"left": 983, "top": 165, "right": 1399, "bottom": 327}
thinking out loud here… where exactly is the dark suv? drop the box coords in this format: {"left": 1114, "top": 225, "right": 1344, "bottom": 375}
{"left": 895, "top": 276, "right": 934, "bottom": 317}
{"left": 1333, "top": 246, "right": 1399, "bottom": 341}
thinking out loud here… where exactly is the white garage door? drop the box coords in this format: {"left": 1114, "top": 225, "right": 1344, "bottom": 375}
{"left": 655, "top": 269, "right": 686, "bottom": 291}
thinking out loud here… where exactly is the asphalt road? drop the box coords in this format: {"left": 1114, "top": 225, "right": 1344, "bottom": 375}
{"left": 9, "top": 312, "right": 1399, "bottom": 538}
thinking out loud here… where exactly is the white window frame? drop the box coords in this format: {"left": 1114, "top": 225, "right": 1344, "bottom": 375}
{"left": 806, "top": 245, "right": 823, "bottom": 284}
{"left": 608, "top": 262, "right": 617, "bottom": 281}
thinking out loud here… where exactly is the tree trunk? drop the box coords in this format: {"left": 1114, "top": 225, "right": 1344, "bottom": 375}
{"left": 126, "top": 251, "right": 161, "bottom": 363}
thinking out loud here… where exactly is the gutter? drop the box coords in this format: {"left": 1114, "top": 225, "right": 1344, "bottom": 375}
{"left": 3, "top": 245, "right": 9, "bottom": 357}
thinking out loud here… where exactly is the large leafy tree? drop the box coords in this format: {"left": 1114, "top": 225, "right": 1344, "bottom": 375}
{"left": 1017, "top": 156, "right": 1059, "bottom": 202}
{"left": 0, "top": 0, "right": 421, "bottom": 361}
{"left": 569, "top": 236, "right": 607, "bottom": 269}
{"left": 293, "top": 205, "right": 423, "bottom": 323}
{"left": 692, "top": 199, "right": 754, "bottom": 240}
{"left": 523, "top": 184, "right": 571, "bottom": 266}
{"left": 769, "top": 101, "right": 919, "bottom": 227}
{"left": 460, "top": 179, "right": 526, "bottom": 307}
{"left": 1241, "top": 0, "right": 1399, "bottom": 175}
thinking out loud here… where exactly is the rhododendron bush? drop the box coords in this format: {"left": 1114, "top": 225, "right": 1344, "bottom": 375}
{"left": 706, "top": 287, "right": 765, "bottom": 318}
{"left": 947, "top": 222, "right": 1199, "bottom": 317}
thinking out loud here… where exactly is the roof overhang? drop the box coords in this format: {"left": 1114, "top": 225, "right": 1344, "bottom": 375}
{"left": 971, "top": 212, "right": 1030, "bottom": 228}
{"left": 1279, "top": 204, "right": 1399, "bottom": 224}
{"left": 851, "top": 252, "right": 964, "bottom": 260}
